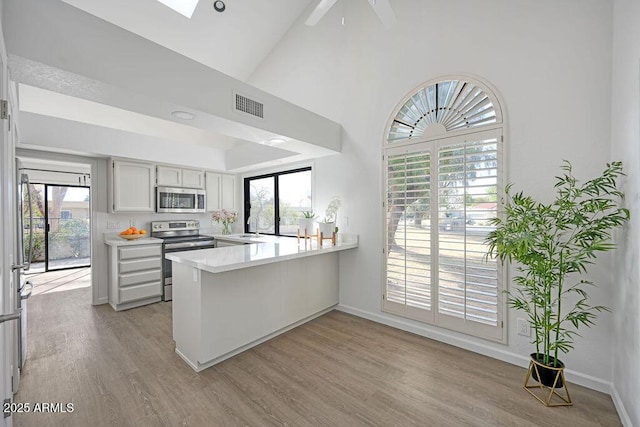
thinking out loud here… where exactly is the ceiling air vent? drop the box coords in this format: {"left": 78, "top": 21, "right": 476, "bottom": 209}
{"left": 235, "top": 93, "right": 264, "bottom": 119}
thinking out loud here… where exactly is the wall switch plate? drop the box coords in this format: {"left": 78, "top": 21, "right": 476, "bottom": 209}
{"left": 517, "top": 318, "right": 530, "bottom": 337}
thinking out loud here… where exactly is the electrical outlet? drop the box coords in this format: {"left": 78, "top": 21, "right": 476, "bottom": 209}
{"left": 107, "top": 222, "right": 120, "bottom": 229}
{"left": 342, "top": 216, "right": 349, "bottom": 228}
{"left": 129, "top": 219, "right": 136, "bottom": 227}
{"left": 517, "top": 318, "right": 530, "bottom": 337}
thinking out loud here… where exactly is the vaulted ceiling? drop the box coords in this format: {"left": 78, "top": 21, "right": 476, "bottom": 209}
{"left": 59, "top": 0, "right": 315, "bottom": 82}
{"left": 3, "top": 0, "right": 343, "bottom": 172}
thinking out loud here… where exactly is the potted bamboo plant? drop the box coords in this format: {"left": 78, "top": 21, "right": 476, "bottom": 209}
{"left": 486, "top": 161, "right": 629, "bottom": 404}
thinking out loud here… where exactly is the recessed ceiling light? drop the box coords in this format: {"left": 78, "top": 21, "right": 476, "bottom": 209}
{"left": 265, "top": 137, "right": 285, "bottom": 146}
{"left": 213, "top": 0, "right": 226, "bottom": 12}
{"left": 171, "top": 110, "right": 196, "bottom": 120}
{"left": 156, "top": 0, "right": 200, "bottom": 18}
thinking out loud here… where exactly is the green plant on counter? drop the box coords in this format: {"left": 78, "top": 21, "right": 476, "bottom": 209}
{"left": 302, "top": 211, "right": 316, "bottom": 219}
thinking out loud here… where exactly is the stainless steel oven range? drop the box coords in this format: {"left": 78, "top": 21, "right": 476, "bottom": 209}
{"left": 151, "top": 220, "right": 216, "bottom": 301}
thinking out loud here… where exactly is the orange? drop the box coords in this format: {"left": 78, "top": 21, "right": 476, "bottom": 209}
{"left": 140, "top": 230, "right": 147, "bottom": 234}
{"left": 124, "top": 229, "right": 133, "bottom": 235}
{"left": 132, "top": 230, "right": 139, "bottom": 235}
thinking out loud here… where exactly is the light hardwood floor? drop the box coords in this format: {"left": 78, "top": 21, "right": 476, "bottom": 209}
{"left": 14, "top": 275, "right": 620, "bottom": 426}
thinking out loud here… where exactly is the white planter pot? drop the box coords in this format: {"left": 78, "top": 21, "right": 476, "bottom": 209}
{"left": 298, "top": 218, "right": 316, "bottom": 234}
{"left": 318, "top": 222, "right": 335, "bottom": 236}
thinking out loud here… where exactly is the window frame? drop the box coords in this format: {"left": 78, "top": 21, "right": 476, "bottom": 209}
{"left": 382, "top": 75, "right": 507, "bottom": 344}
{"left": 243, "top": 166, "right": 312, "bottom": 236}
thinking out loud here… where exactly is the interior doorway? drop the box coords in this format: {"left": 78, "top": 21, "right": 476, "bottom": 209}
{"left": 25, "top": 183, "right": 91, "bottom": 272}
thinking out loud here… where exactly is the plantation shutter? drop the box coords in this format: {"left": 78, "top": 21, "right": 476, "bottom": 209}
{"left": 435, "top": 135, "right": 501, "bottom": 339}
{"left": 385, "top": 148, "right": 433, "bottom": 322}
{"left": 383, "top": 77, "right": 505, "bottom": 342}
{"left": 383, "top": 130, "right": 504, "bottom": 341}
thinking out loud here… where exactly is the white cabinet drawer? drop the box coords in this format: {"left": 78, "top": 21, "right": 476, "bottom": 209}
{"left": 119, "top": 245, "right": 161, "bottom": 260}
{"left": 119, "top": 269, "right": 162, "bottom": 287}
{"left": 119, "top": 281, "right": 162, "bottom": 303}
{"left": 119, "top": 257, "right": 161, "bottom": 274}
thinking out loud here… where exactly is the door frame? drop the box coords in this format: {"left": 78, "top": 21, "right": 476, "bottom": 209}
{"left": 16, "top": 149, "right": 105, "bottom": 306}
{"left": 39, "top": 183, "right": 91, "bottom": 272}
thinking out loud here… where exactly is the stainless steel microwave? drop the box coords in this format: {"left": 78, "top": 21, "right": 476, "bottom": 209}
{"left": 156, "top": 186, "right": 206, "bottom": 213}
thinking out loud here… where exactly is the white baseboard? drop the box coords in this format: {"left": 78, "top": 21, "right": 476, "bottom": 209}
{"left": 336, "top": 304, "right": 612, "bottom": 394}
{"left": 610, "top": 384, "right": 633, "bottom": 427}
{"left": 94, "top": 296, "right": 108, "bottom": 305}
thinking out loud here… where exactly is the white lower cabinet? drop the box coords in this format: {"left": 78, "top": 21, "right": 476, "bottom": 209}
{"left": 108, "top": 243, "right": 163, "bottom": 311}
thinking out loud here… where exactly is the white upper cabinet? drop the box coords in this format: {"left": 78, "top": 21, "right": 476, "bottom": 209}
{"left": 222, "top": 174, "right": 237, "bottom": 211}
{"left": 205, "top": 172, "right": 237, "bottom": 212}
{"left": 205, "top": 172, "right": 222, "bottom": 212}
{"left": 182, "top": 168, "right": 205, "bottom": 188}
{"left": 156, "top": 166, "right": 182, "bottom": 187}
{"left": 157, "top": 166, "right": 204, "bottom": 189}
{"left": 110, "top": 160, "right": 155, "bottom": 212}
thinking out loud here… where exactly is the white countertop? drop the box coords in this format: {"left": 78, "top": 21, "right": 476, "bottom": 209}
{"left": 104, "top": 236, "right": 164, "bottom": 247}
{"left": 166, "top": 234, "right": 358, "bottom": 273}
{"left": 201, "top": 233, "right": 293, "bottom": 244}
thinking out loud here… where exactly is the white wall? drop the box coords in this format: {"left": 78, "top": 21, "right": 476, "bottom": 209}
{"left": 611, "top": 0, "right": 640, "bottom": 425}
{"left": 249, "top": 0, "right": 617, "bottom": 391}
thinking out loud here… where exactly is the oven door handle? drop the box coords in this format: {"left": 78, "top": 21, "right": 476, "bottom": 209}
{"left": 164, "top": 241, "right": 217, "bottom": 251}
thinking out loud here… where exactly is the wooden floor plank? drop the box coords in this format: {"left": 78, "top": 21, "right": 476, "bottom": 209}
{"left": 13, "top": 271, "right": 621, "bottom": 426}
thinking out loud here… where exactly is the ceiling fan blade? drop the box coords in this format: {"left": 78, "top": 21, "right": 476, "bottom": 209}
{"left": 369, "top": 0, "right": 396, "bottom": 28}
{"left": 305, "top": 0, "right": 339, "bottom": 26}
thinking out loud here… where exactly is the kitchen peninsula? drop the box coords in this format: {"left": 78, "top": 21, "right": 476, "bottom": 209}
{"left": 166, "top": 234, "right": 358, "bottom": 372}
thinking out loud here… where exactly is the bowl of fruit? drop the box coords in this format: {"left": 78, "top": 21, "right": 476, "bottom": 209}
{"left": 118, "top": 226, "right": 147, "bottom": 240}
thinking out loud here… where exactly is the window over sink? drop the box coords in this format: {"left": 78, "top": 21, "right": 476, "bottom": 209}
{"left": 244, "top": 167, "right": 312, "bottom": 236}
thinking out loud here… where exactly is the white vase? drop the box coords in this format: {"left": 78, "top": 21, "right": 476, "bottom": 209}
{"left": 318, "top": 222, "right": 335, "bottom": 236}
{"left": 298, "top": 218, "right": 315, "bottom": 234}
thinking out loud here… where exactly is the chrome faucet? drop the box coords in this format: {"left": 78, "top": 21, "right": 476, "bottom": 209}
{"left": 247, "top": 215, "right": 260, "bottom": 236}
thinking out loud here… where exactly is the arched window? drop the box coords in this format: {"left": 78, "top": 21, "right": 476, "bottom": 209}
{"left": 383, "top": 76, "right": 506, "bottom": 342}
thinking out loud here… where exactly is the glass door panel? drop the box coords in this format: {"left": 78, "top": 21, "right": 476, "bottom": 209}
{"left": 247, "top": 177, "right": 275, "bottom": 234}
{"left": 46, "top": 185, "right": 91, "bottom": 271}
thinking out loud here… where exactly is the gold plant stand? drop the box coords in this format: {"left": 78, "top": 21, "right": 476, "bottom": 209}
{"left": 319, "top": 231, "right": 336, "bottom": 246}
{"left": 523, "top": 358, "right": 573, "bottom": 407}
{"left": 297, "top": 228, "right": 318, "bottom": 244}
{"left": 297, "top": 228, "right": 336, "bottom": 246}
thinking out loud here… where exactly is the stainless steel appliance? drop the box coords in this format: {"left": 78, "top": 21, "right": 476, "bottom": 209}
{"left": 8, "top": 159, "right": 34, "bottom": 392}
{"left": 151, "top": 220, "right": 216, "bottom": 301}
{"left": 156, "top": 186, "right": 206, "bottom": 213}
